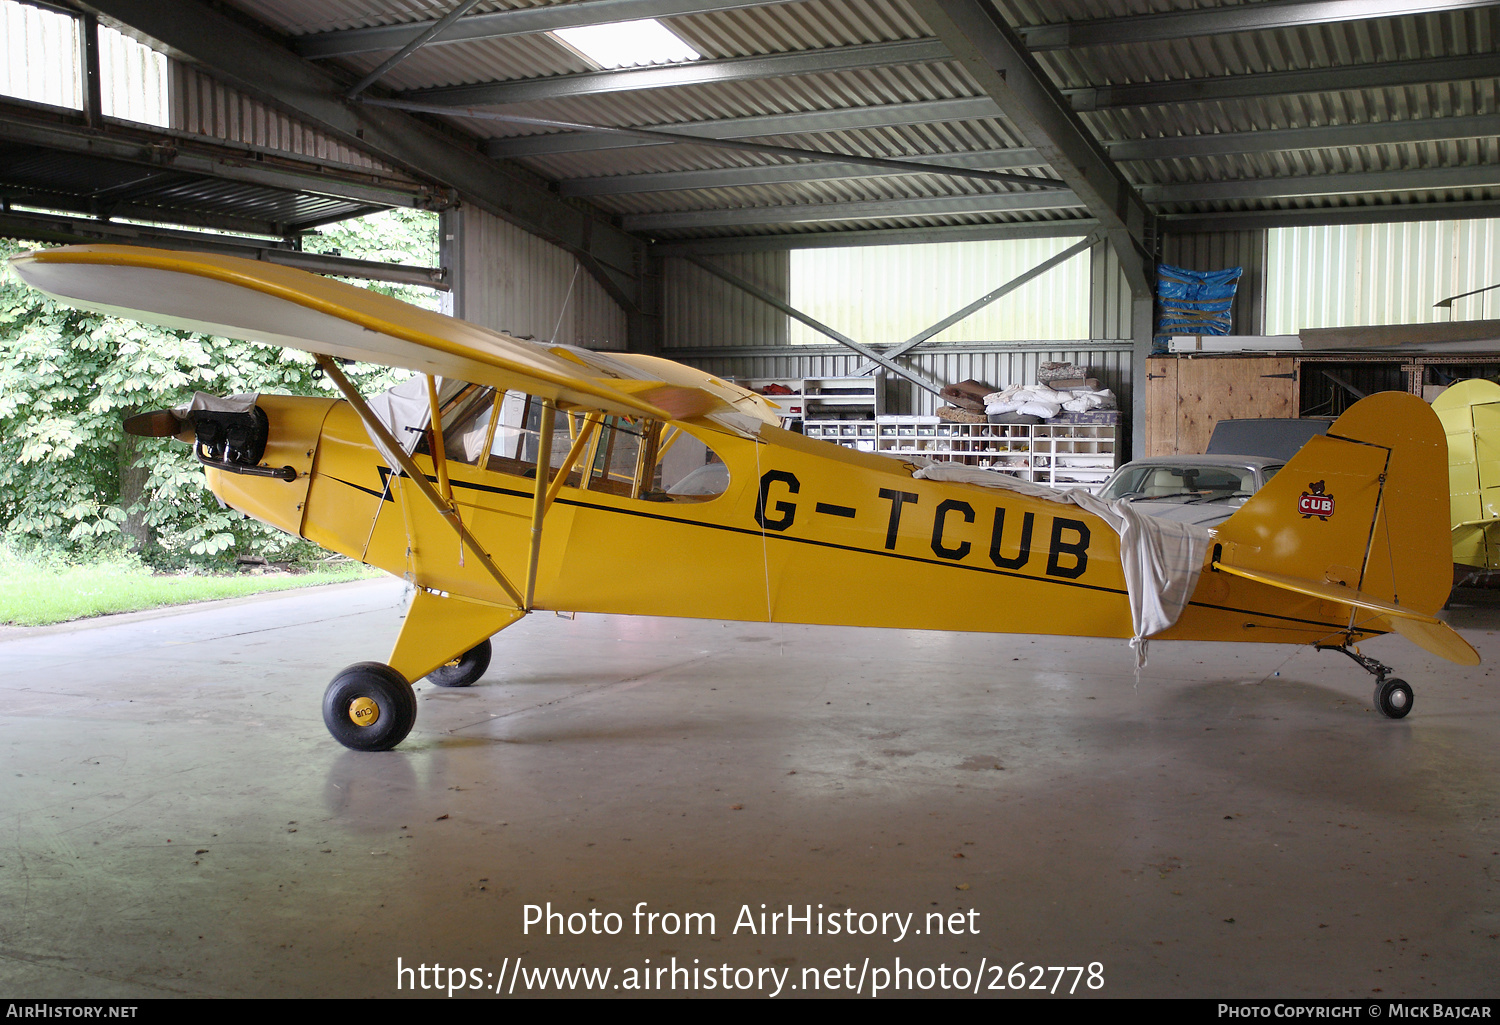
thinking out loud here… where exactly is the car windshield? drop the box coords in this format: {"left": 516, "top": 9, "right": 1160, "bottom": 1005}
{"left": 1101, "top": 463, "right": 1258, "bottom": 503}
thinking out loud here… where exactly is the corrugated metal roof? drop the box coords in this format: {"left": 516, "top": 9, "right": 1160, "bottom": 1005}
{"left": 22, "top": 0, "right": 1500, "bottom": 246}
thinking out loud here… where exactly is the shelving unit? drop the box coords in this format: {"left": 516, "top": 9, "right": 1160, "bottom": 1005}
{"left": 737, "top": 376, "right": 881, "bottom": 421}
{"left": 803, "top": 417, "right": 1119, "bottom": 490}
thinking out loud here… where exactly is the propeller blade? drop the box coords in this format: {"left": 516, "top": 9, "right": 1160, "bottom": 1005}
{"left": 124, "top": 409, "right": 188, "bottom": 438}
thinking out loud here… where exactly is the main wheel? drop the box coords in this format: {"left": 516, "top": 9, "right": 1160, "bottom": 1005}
{"left": 1373, "top": 677, "right": 1414, "bottom": 720}
{"left": 323, "top": 662, "right": 417, "bottom": 750}
{"left": 426, "top": 638, "right": 492, "bottom": 688}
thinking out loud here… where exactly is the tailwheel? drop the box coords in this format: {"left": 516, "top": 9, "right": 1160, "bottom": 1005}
{"left": 1316, "top": 643, "right": 1416, "bottom": 720}
{"left": 323, "top": 662, "right": 417, "bottom": 751}
{"left": 426, "top": 638, "right": 492, "bottom": 688}
{"left": 1373, "top": 677, "right": 1414, "bottom": 720}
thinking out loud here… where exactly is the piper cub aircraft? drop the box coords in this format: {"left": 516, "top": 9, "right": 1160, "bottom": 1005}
{"left": 10, "top": 245, "right": 1479, "bottom": 750}
{"left": 1433, "top": 378, "right": 1500, "bottom": 578}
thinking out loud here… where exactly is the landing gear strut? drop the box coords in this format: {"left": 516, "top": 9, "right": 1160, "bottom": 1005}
{"left": 1316, "top": 643, "right": 1414, "bottom": 719}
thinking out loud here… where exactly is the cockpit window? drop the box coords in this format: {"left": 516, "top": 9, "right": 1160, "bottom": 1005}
{"left": 401, "top": 380, "right": 728, "bottom": 501}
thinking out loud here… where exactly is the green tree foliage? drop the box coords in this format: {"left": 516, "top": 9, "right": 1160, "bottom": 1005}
{"left": 303, "top": 207, "right": 442, "bottom": 311}
{"left": 0, "top": 209, "right": 439, "bottom": 566}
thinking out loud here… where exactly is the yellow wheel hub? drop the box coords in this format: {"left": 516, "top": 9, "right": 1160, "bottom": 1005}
{"left": 348, "top": 696, "right": 380, "bottom": 727}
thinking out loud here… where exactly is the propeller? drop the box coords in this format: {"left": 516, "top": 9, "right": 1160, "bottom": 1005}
{"left": 124, "top": 409, "right": 190, "bottom": 440}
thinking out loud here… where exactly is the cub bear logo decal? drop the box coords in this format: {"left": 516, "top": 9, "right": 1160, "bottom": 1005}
{"left": 1299, "top": 480, "right": 1335, "bottom": 520}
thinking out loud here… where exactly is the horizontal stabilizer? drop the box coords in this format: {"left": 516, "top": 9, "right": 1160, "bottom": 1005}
{"left": 1215, "top": 563, "right": 1479, "bottom": 665}
{"left": 1452, "top": 518, "right": 1500, "bottom": 530}
{"left": 1379, "top": 616, "right": 1481, "bottom": 666}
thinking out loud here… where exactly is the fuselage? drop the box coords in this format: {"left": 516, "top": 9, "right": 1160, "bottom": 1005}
{"left": 207, "top": 393, "right": 1378, "bottom": 651}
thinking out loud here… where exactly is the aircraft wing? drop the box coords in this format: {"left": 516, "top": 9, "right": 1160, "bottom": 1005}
{"left": 7, "top": 245, "right": 718, "bottom": 422}
{"left": 1214, "top": 563, "right": 1480, "bottom": 665}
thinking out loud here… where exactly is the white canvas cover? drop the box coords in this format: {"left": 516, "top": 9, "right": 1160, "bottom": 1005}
{"left": 910, "top": 462, "right": 1212, "bottom": 658}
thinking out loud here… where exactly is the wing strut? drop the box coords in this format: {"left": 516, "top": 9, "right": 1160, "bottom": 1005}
{"left": 524, "top": 398, "right": 555, "bottom": 610}
{"left": 545, "top": 412, "right": 601, "bottom": 513}
{"left": 314, "top": 354, "right": 527, "bottom": 610}
{"left": 424, "top": 374, "right": 455, "bottom": 506}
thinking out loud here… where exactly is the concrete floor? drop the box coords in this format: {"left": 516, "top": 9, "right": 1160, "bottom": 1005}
{"left": 1, "top": 577, "right": 1497, "bottom": 999}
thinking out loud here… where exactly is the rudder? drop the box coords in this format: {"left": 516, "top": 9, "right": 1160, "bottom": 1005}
{"left": 1212, "top": 392, "right": 1451, "bottom": 619}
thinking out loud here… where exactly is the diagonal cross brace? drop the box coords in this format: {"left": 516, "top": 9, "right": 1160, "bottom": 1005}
{"left": 848, "top": 233, "right": 1100, "bottom": 376}
{"left": 686, "top": 256, "right": 944, "bottom": 398}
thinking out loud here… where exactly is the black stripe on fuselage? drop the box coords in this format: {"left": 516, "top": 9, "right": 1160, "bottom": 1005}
{"left": 324, "top": 469, "right": 1369, "bottom": 634}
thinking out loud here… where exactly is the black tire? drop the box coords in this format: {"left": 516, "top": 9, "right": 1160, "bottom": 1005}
{"left": 426, "top": 638, "right": 492, "bottom": 688}
{"left": 1373, "top": 677, "right": 1414, "bottom": 720}
{"left": 322, "top": 662, "right": 417, "bottom": 751}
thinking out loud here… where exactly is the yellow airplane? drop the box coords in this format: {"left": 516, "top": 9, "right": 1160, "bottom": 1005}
{"left": 1433, "top": 378, "right": 1500, "bottom": 577}
{"left": 8, "top": 245, "right": 1478, "bottom": 749}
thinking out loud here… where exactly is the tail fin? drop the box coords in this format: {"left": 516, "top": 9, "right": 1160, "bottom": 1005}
{"left": 1213, "top": 392, "right": 1469, "bottom": 661}
{"left": 1433, "top": 378, "right": 1500, "bottom": 570}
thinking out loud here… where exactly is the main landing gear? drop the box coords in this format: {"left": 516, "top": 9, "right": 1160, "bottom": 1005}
{"left": 320, "top": 589, "right": 526, "bottom": 750}
{"left": 1315, "top": 643, "right": 1414, "bottom": 719}
{"left": 320, "top": 639, "right": 498, "bottom": 750}
{"left": 426, "top": 639, "right": 493, "bottom": 688}
{"left": 322, "top": 662, "right": 418, "bottom": 751}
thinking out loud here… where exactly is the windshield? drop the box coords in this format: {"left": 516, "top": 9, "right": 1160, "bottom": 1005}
{"left": 1101, "top": 463, "right": 1260, "bottom": 503}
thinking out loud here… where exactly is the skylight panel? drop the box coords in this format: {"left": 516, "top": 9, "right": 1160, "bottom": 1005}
{"left": 552, "top": 19, "right": 700, "bottom": 69}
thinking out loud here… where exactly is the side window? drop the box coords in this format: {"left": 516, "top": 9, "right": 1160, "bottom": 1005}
{"left": 580, "top": 419, "right": 729, "bottom": 502}
{"left": 659, "top": 428, "right": 728, "bottom": 500}
{"left": 420, "top": 386, "right": 729, "bottom": 501}
{"left": 488, "top": 391, "right": 573, "bottom": 473}
{"left": 414, "top": 386, "right": 572, "bottom": 475}
{"left": 437, "top": 384, "right": 497, "bottom": 465}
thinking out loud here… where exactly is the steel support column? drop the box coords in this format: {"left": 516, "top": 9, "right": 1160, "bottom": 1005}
{"left": 1129, "top": 295, "right": 1155, "bottom": 462}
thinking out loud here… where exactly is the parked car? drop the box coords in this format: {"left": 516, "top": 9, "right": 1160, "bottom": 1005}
{"left": 1098, "top": 455, "right": 1285, "bottom": 527}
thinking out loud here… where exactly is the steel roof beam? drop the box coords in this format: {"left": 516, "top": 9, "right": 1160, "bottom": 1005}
{"left": 1066, "top": 53, "right": 1500, "bottom": 111}
{"left": 0, "top": 208, "right": 450, "bottom": 287}
{"left": 1108, "top": 113, "right": 1500, "bottom": 161}
{"left": 402, "top": 40, "right": 950, "bottom": 107}
{"left": 1163, "top": 200, "right": 1500, "bottom": 232}
{"left": 0, "top": 106, "right": 434, "bottom": 209}
{"left": 486, "top": 98, "right": 1006, "bottom": 158}
{"left": 650, "top": 220, "right": 1101, "bottom": 255}
{"left": 296, "top": 0, "right": 802, "bottom": 59}
{"left": 368, "top": 98, "right": 1063, "bottom": 189}
{"left": 623, "top": 191, "right": 1083, "bottom": 231}
{"left": 1144, "top": 164, "right": 1500, "bottom": 204}
{"left": 344, "top": 0, "right": 483, "bottom": 99}
{"left": 910, "top": 0, "right": 1154, "bottom": 296}
{"left": 3, "top": 194, "right": 290, "bottom": 237}
{"left": 1020, "top": 0, "right": 1500, "bottom": 51}
{"left": 559, "top": 147, "right": 1047, "bottom": 196}
{"left": 298, "top": 0, "right": 1500, "bottom": 62}
{"left": 74, "top": 0, "right": 648, "bottom": 312}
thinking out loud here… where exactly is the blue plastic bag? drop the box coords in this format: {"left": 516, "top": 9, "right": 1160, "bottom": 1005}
{"left": 1155, "top": 263, "right": 1242, "bottom": 352}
